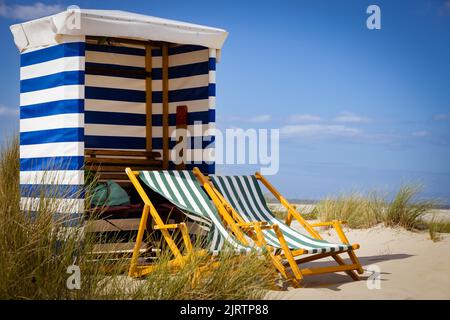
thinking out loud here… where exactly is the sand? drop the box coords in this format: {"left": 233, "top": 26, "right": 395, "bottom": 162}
{"left": 266, "top": 223, "right": 450, "bottom": 300}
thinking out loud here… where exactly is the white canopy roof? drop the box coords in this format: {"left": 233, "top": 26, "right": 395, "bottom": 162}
{"left": 10, "top": 9, "right": 228, "bottom": 52}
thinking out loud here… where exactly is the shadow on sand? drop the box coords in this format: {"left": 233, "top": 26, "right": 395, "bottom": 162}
{"left": 278, "top": 253, "right": 413, "bottom": 291}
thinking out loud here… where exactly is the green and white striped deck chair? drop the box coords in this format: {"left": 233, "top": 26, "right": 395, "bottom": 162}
{"left": 211, "top": 175, "right": 351, "bottom": 254}
{"left": 126, "top": 169, "right": 255, "bottom": 277}
{"left": 204, "top": 173, "right": 364, "bottom": 282}
{"left": 139, "top": 170, "right": 253, "bottom": 254}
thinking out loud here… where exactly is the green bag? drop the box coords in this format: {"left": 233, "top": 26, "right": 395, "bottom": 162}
{"left": 91, "top": 180, "right": 130, "bottom": 207}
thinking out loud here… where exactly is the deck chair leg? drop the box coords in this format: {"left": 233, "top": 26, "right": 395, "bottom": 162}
{"left": 272, "top": 224, "right": 303, "bottom": 285}
{"left": 126, "top": 168, "right": 184, "bottom": 276}
{"left": 331, "top": 254, "right": 360, "bottom": 281}
{"left": 331, "top": 221, "right": 364, "bottom": 276}
{"left": 179, "top": 222, "right": 193, "bottom": 254}
{"left": 347, "top": 250, "right": 364, "bottom": 275}
{"left": 250, "top": 223, "right": 297, "bottom": 285}
{"left": 129, "top": 204, "right": 150, "bottom": 277}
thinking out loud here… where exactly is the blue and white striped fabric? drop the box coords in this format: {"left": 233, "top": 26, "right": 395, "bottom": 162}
{"left": 18, "top": 37, "right": 218, "bottom": 226}
{"left": 84, "top": 42, "right": 216, "bottom": 174}
{"left": 19, "top": 37, "right": 86, "bottom": 227}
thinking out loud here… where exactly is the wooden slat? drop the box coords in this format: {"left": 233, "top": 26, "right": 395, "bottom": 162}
{"left": 94, "top": 173, "right": 128, "bottom": 180}
{"left": 86, "top": 165, "right": 162, "bottom": 172}
{"left": 86, "top": 218, "right": 141, "bottom": 232}
{"left": 91, "top": 242, "right": 148, "bottom": 254}
{"left": 85, "top": 157, "right": 162, "bottom": 166}
{"left": 85, "top": 149, "right": 160, "bottom": 158}
{"left": 145, "top": 44, "right": 153, "bottom": 153}
{"left": 162, "top": 44, "right": 169, "bottom": 170}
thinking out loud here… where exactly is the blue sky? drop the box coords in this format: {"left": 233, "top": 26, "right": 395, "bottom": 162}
{"left": 1, "top": 0, "right": 450, "bottom": 203}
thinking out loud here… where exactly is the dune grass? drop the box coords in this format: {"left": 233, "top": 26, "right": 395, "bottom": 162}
{"left": 0, "top": 136, "right": 275, "bottom": 299}
{"left": 316, "top": 193, "right": 384, "bottom": 229}
{"left": 384, "top": 185, "right": 436, "bottom": 230}
{"left": 130, "top": 249, "right": 275, "bottom": 300}
{"left": 428, "top": 217, "right": 450, "bottom": 242}
{"left": 0, "top": 137, "right": 122, "bottom": 299}
{"left": 316, "top": 186, "right": 436, "bottom": 231}
{"left": 272, "top": 205, "right": 318, "bottom": 221}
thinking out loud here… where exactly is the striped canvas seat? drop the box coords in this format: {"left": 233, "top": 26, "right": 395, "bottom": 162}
{"left": 139, "top": 170, "right": 253, "bottom": 254}
{"left": 210, "top": 175, "right": 353, "bottom": 254}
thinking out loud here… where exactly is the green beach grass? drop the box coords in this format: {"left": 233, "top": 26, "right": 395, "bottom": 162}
{"left": 0, "top": 136, "right": 274, "bottom": 299}
{"left": 316, "top": 186, "right": 438, "bottom": 231}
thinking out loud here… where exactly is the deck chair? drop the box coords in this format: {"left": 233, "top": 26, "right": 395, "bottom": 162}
{"left": 125, "top": 168, "right": 258, "bottom": 277}
{"left": 193, "top": 168, "right": 364, "bottom": 283}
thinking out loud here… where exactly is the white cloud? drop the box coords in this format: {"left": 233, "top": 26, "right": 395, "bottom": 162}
{"left": 0, "top": 2, "right": 64, "bottom": 20}
{"left": 334, "top": 112, "right": 370, "bottom": 124}
{"left": 0, "top": 105, "right": 18, "bottom": 116}
{"left": 434, "top": 113, "right": 450, "bottom": 121}
{"left": 248, "top": 114, "right": 271, "bottom": 123}
{"left": 412, "top": 130, "right": 430, "bottom": 137}
{"left": 288, "top": 114, "right": 322, "bottom": 123}
{"left": 280, "top": 124, "right": 361, "bottom": 139}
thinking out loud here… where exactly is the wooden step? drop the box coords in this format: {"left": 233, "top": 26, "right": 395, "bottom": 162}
{"left": 86, "top": 165, "right": 162, "bottom": 172}
{"left": 91, "top": 242, "right": 148, "bottom": 254}
{"left": 94, "top": 173, "right": 129, "bottom": 180}
{"left": 86, "top": 218, "right": 142, "bottom": 232}
{"left": 85, "top": 149, "right": 161, "bottom": 158}
{"left": 87, "top": 218, "right": 208, "bottom": 235}
{"left": 85, "top": 157, "right": 162, "bottom": 166}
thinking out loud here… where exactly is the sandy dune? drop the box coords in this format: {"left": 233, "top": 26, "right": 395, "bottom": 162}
{"left": 267, "top": 223, "right": 450, "bottom": 300}
{"left": 268, "top": 203, "right": 450, "bottom": 222}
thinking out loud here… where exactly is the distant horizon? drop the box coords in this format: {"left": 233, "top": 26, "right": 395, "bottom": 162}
{"left": 1, "top": 0, "right": 450, "bottom": 205}
{"left": 269, "top": 198, "right": 450, "bottom": 209}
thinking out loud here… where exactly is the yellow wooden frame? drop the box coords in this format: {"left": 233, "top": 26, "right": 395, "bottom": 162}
{"left": 255, "top": 172, "right": 364, "bottom": 278}
{"left": 125, "top": 168, "right": 199, "bottom": 277}
{"left": 193, "top": 167, "right": 364, "bottom": 286}
{"left": 125, "top": 168, "right": 250, "bottom": 278}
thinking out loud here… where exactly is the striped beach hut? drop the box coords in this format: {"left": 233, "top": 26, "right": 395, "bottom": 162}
{"left": 10, "top": 9, "right": 227, "bottom": 226}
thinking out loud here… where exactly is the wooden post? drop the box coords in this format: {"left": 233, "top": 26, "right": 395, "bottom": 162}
{"left": 175, "top": 105, "right": 188, "bottom": 170}
{"left": 162, "top": 44, "right": 169, "bottom": 169}
{"left": 145, "top": 45, "right": 153, "bottom": 153}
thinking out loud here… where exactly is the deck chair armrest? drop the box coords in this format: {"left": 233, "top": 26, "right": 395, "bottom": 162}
{"left": 236, "top": 222, "right": 272, "bottom": 247}
{"left": 240, "top": 225, "right": 272, "bottom": 231}
{"left": 237, "top": 221, "right": 272, "bottom": 232}
{"left": 310, "top": 220, "right": 350, "bottom": 245}
{"left": 237, "top": 221, "right": 268, "bottom": 228}
{"left": 153, "top": 223, "right": 183, "bottom": 230}
{"left": 154, "top": 223, "right": 192, "bottom": 253}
